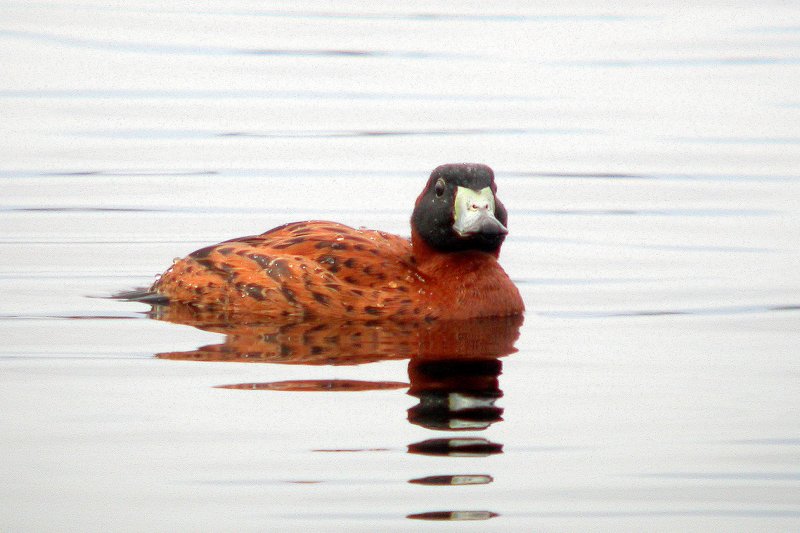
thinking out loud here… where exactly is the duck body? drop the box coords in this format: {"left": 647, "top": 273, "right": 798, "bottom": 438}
{"left": 149, "top": 164, "right": 524, "bottom": 321}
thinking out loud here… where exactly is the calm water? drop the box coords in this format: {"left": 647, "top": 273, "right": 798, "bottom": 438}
{"left": 2, "top": 2, "right": 800, "bottom": 531}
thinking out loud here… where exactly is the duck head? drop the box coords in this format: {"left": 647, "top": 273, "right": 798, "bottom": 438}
{"left": 412, "top": 163, "right": 509, "bottom": 256}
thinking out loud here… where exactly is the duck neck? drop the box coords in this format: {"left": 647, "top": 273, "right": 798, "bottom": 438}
{"left": 411, "top": 230, "right": 521, "bottom": 318}
{"left": 412, "top": 236, "right": 504, "bottom": 281}
{"left": 411, "top": 230, "right": 500, "bottom": 264}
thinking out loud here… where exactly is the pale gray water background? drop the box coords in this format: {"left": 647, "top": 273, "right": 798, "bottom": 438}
{"left": 2, "top": 2, "right": 800, "bottom": 531}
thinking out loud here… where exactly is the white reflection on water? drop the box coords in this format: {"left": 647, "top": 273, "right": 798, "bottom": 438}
{"left": 1, "top": 2, "right": 800, "bottom": 531}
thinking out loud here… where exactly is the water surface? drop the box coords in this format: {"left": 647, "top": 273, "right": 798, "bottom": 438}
{"left": 1, "top": 2, "right": 799, "bottom": 531}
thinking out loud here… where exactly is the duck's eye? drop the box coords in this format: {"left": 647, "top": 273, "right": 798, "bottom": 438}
{"left": 434, "top": 178, "right": 445, "bottom": 197}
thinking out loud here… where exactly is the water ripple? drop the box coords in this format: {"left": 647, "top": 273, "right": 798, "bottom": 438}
{"left": 541, "top": 304, "right": 800, "bottom": 319}
{"left": 729, "top": 438, "right": 800, "bottom": 445}
{"left": 4, "top": 4, "right": 645, "bottom": 23}
{"left": 0, "top": 29, "right": 479, "bottom": 59}
{"left": 642, "top": 472, "right": 800, "bottom": 480}
{"left": 1, "top": 168, "right": 797, "bottom": 182}
{"left": 65, "top": 127, "right": 590, "bottom": 139}
{"left": 0, "top": 89, "right": 539, "bottom": 102}
{"left": 553, "top": 56, "right": 800, "bottom": 68}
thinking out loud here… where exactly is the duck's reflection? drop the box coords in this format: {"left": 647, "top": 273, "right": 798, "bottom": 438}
{"left": 407, "top": 357, "right": 503, "bottom": 431}
{"left": 147, "top": 303, "right": 520, "bottom": 518}
{"left": 152, "top": 304, "right": 521, "bottom": 367}
{"left": 407, "top": 437, "right": 503, "bottom": 457}
{"left": 152, "top": 303, "right": 518, "bottom": 436}
{"left": 217, "top": 379, "right": 408, "bottom": 392}
{"left": 407, "top": 510, "right": 498, "bottom": 521}
{"left": 408, "top": 474, "right": 493, "bottom": 486}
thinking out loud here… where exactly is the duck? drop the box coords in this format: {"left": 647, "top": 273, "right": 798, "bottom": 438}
{"left": 145, "top": 163, "right": 524, "bottom": 321}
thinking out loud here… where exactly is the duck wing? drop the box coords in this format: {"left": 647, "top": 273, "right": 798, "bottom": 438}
{"left": 151, "top": 221, "right": 428, "bottom": 320}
